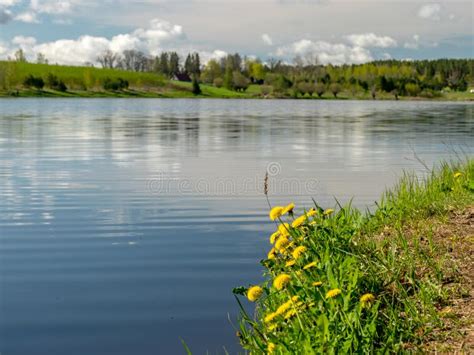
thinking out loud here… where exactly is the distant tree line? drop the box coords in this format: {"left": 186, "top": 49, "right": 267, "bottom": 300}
{"left": 3, "top": 48, "right": 474, "bottom": 98}
{"left": 95, "top": 49, "right": 473, "bottom": 97}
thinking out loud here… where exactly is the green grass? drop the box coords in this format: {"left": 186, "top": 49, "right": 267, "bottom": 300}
{"left": 234, "top": 159, "right": 474, "bottom": 353}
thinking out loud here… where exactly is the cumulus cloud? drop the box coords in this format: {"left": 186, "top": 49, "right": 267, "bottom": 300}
{"left": 30, "top": 0, "right": 76, "bottom": 14}
{"left": 15, "top": 11, "right": 39, "bottom": 23}
{"left": 346, "top": 33, "right": 397, "bottom": 48}
{"left": 262, "top": 34, "right": 273, "bottom": 46}
{"left": 1, "top": 18, "right": 222, "bottom": 66}
{"left": 0, "top": 0, "right": 21, "bottom": 5}
{"left": 276, "top": 39, "right": 373, "bottom": 65}
{"left": 12, "top": 35, "right": 37, "bottom": 46}
{"left": 417, "top": 3, "right": 441, "bottom": 21}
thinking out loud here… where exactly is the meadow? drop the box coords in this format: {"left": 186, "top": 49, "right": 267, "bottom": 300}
{"left": 235, "top": 159, "right": 473, "bottom": 353}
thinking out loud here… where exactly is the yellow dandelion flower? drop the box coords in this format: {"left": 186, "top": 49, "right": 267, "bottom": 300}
{"left": 291, "top": 215, "right": 307, "bottom": 228}
{"left": 278, "top": 223, "right": 290, "bottom": 236}
{"left": 285, "top": 260, "right": 296, "bottom": 267}
{"left": 275, "top": 238, "right": 290, "bottom": 252}
{"left": 360, "top": 293, "right": 375, "bottom": 306}
{"left": 267, "top": 248, "right": 276, "bottom": 260}
{"left": 264, "top": 312, "right": 278, "bottom": 323}
{"left": 312, "top": 281, "right": 323, "bottom": 287}
{"left": 291, "top": 295, "right": 300, "bottom": 302}
{"left": 454, "top": 172, "right": 462, "bottom": 178}
{"left": 267, "top": 324, "right": 278, "bottom": 332}
{"left": 273, "top": 274, "right": 291, "bottom": 290}
{"left": 325, "top": 288, "right": 342, "bottom": 299}
{"left": 276, "top": 302, "right": 291, "bottom": 315}
{"left": 303, "top": 261, "right": 317, "bottom": 270}
{"left": 269, "top": 231, "right": 280, "bottom": 244}
{"left": 247, "top": 286, "right": 264, "bottom": 302}
{"left": 292, "top": 246, "right": 307, "bottom": 260}
{"left": 323, "top": 208, "right": 334, "bottom": 216}
{"left": 268, "top": 342, "right": 276, "bottom": 354}
{"left": 306, "top": 209, "right": 318, "bottom": 217}
{"left": 284, "top": 309, "right": 297, "bottom": 319}
{"left": 282, "top": 202, "right": 295, "bottom": 215}
{"left": 269, "top": 206, "right": 284, "bottom": 221}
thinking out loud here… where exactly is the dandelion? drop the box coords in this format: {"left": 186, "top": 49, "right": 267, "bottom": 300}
{"left": 267, "top": 324, "right": 278, "bottom": 332}
{"left": 325, "top": 288, "right": 342, "bottom": 299}
{"left": 276, "top": 302, "right": 291, "bottom": 315}
{"left": 284, "top": 309, "right": 297, "bottom": 319}
{"left": 282, "top": 202, "right": 295, "bottom": 215}
{"left": 247, "top": 286, "right": 264, "bottom": 302}
{"left": 303, "top": 261, "right": 317, "bottom": 270}
{"left": 285, "top": 260, "right": 296, "bottom": 267}
{"left": 360, "top": 293, "right": 375, "bottom": 307}
{"left": 275, "top": 238, "right": 290, "bottom": 252}
{"left": 270, "top": 206, "right": 284, "bottom": 221}
{"left": 292, "top": 246, "right": 307, "bottom": 260}
{"left": 454, "top": 172, "right": 462, "bottom": 178}
{"left": 312, "top": 281, "right": 323, "bottom": 287}
{"left": 278, "top": 223, "right": 290, "bottom": 236}
{"left": 323, "top": 208, "right": 334, "bottom": 216}
{"left": 268, "top": 342, "right": 276, "bottom": 353}
{"left": 268, "top": 248, "right": 276, "bottom": 260}
{"left": 306, "top": 209, "right": 318, "bottom": 217}
{"left": 291, "top": 295, "right": 300, "bottom": 302}
{"left": 269, "top": 231, "right": 280, "bottom": 244}
{"left": 291, "top": 215, "right": 307, "bottom": 228}
{"left": 264, "top": 312, "right": 278, "bottom": 323}
{"left": 273, "top": 274, "right": 291, "bottom": 290}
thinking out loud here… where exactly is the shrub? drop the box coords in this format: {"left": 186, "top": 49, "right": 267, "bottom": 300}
{"left": 192, "top": 75, "right": 201, "bottom": 95}
{"left": 232, "top": 71, "right": 250, "bottom": 92}
{"left": 46, "top": 73, "right": 67, "bottom": 92}
{"left": 329, "top": 83, "right": 341, "bottom": 98}
{"left": 23, "top": 75, "right": 44, "bottom": 90}
{"left": 260, "top": 85, "right": 273, "bottom": 97}
{"left": 103, "top": 77, "right": 129, "bottom": 91}
{"left": 213, "top": 78, "right": 223, "bottom": 88}
{"left": 405, "top": 83, "right": 421, "bottom": 97}
{"left": 315, "top": 83, "right": 326, "bottom": 98}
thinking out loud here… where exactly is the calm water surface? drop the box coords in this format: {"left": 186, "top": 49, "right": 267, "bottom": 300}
{"left": 0, "top": 99, "right": 473, "bottom": 354}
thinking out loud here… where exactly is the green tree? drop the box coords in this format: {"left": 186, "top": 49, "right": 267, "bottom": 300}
{"left": 202, "top": 59, "right": 222, "bottom": 84}
{"left": 329, "top": 83, "right": 341, "bottom": 98}
{"left": 315, "top": 83, "right": 326, "bottom": 98}
{"left": 192, "top": 75, "right": 201, "bottom": 95}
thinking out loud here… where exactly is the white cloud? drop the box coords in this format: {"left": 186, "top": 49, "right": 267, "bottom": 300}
{"left": 15, "top": 11, "right": 40, "bottom": 23}
{"left": 346, "top": 33, "right": 397, "bottom": 48}
{"left": 0, "top": 0, "right": 21, "bottom": 6}
{"left": 12, "top": 35, "right": 37, "bottom": 46}
{"left": 417, "top": 3, "right": 441, "bottom": 21}
{"left": 262, "top": 34, "right": 273, "bottom": 46}
{"left": 276, "top": 39, "right": 373, "bottom": 65}
{"left": 30, "top": 0, "right": 76, "bottom": 14}
{"left": 2, "top": 18, "right": 224, "bottom": 66}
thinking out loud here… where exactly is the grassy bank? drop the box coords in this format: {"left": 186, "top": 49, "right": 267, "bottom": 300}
{"left": 1, "top": 61, "right": 473, "bottom": 100}
{"left": 235, "top": 159, "right": 473, "bottom": 353}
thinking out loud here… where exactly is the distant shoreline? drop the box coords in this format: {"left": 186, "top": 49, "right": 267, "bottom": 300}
{"left": 1, "top": 88, "right": 473, "bottom": 101}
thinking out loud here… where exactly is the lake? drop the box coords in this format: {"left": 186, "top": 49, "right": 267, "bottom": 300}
{"left": 0, "top": 99, "right": 472, "bottom": 354}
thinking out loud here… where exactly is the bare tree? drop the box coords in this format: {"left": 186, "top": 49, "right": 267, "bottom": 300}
{"left": 97, "top": 50, "right": 118, "bottom": 69}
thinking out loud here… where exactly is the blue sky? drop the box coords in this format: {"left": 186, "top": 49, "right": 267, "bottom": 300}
{"left": 0, "top": 0, "right": 472, "bottom": 65}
